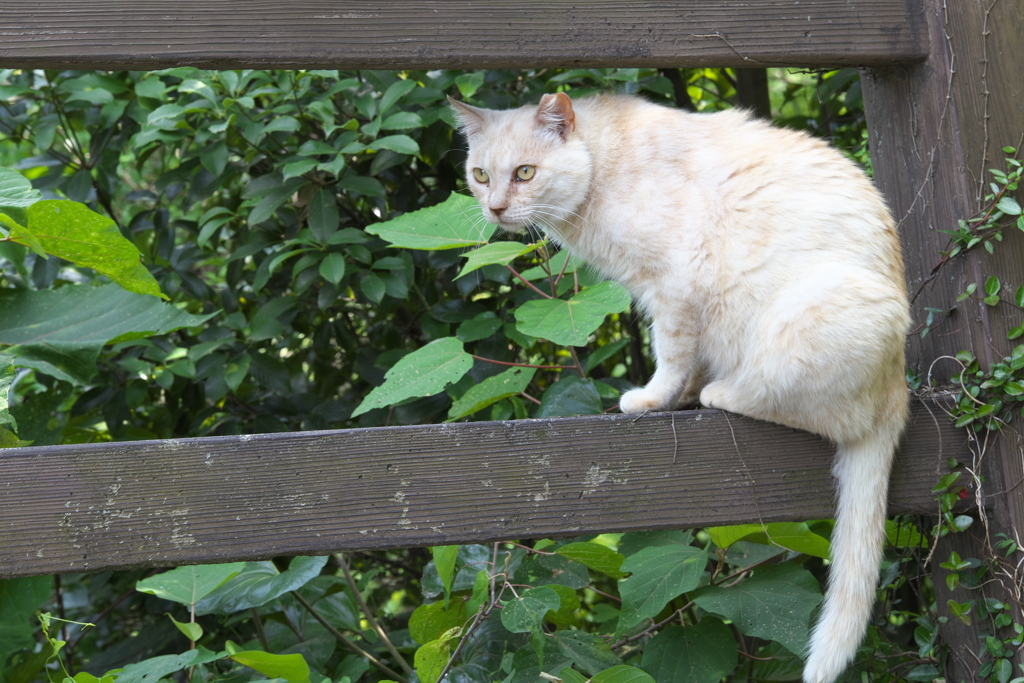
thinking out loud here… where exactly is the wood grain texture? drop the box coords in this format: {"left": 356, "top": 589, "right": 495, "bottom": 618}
{"left": 864, "top": 0, "right": 1024, "bottom": 674}
{"left": 0, "top": 402, "right": 961, "bottom": 578}
{"left": 0, "top": 1, "right": 927, "bottom": 70}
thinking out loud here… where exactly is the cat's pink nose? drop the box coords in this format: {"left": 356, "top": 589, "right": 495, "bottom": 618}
{"left": 490, "top": 206, "right": 507, "bottom": 218}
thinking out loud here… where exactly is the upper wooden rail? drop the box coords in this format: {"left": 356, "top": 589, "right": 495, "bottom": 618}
{"left": 0, "top": 1, "right": 928, "bottom": 71}
{"left": 0, "top": 402, "right": 963, "bottom": 578}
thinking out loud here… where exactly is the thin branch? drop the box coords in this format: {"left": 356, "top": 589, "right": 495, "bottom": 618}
{"left": 336, "top": 553, "right": 414, "bottom": 677}
{"left": 506, "top": 264, "right": 553, "bottom": 299}
{"left": 290, "top": 590, "right": 409, "bottom": 683}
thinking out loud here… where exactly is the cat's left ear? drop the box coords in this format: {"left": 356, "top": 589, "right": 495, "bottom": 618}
{"left": 535, "top": 93, "right": 576, "bottom": 141}
{"left": 448, "top": 95, "right": 489, "bottom": 139}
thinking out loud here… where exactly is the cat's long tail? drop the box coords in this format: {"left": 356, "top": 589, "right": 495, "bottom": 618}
{"left": 802, "top": 425, "right": 900, "bottom": 683}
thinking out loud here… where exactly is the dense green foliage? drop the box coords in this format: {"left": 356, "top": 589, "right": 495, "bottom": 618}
{"left": 0, "top": 66, "right": 969, "bottom": 683}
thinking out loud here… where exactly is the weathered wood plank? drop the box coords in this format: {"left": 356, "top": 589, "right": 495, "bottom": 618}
{"left": 0, "top": 1, "right": 928, "bottom": 70}
{"left": 864, "top": 0, "right": 1024, "bottom": 674}
{"left": 0, "top": 401, "right": 961, "bottom": 578}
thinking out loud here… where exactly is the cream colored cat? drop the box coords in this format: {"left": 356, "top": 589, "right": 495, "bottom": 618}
{"left": 450, "top": 92, "right": 909, "bottom": 683}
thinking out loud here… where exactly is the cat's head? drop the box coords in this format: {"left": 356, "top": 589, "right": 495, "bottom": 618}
{"left": 449, "top": 93, "right": 592, "bottom": 240}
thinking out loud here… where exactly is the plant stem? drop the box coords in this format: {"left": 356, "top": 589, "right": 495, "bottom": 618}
{"left": 336, "top": 553, "right": 414, "bottom": 677}
{"left": 290, "top": 590, "right": 409, "bottom": 683}
{"left": 506, "top": 264, "right": 553, "bottom": 299}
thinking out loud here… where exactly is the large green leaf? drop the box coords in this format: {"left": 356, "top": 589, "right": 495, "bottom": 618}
{"left": 230, "top": 651, "right": 311, "bottom": 683}
{"left": 193, "top": 556, "right": 328, "bottom": 615}
{"left": 135, "top": 563, "right": 246, "bottom": 607}
{"left": 692, "top": 563, "right": 822, "bottom": 655}
{"left": 447, "top": 366, "right": 536, "bottom": 421}
{"left": 456, "top": 241, "right": 539, "bottom": 279}
{"left": 0, "top": 577, "right": 52, "bottom": 666}
{"left": 113, "top": 651, "right": 200, "bottom": 683}
{"left": 515, "top": 281, "right": 631, "bottom": 346}
{"left": 500, "top": 586, "right": 561, "bottom": 634}
{"left": 0, "top": 166, "right": 42, "bottom": 230}
{"left": 12, "top": 200, "right": 165, "bottom": 299}
{"left": 408, "top": 600, "right": 469, "bottom": 645}
{"left": 641, "top": 620, "right": 739, "bottom": 683}
{"left": 365, "top": 192, "right": 495, "bottom": 250}
{"left": 556, "top": 542, "right": 627, "bottom": 579}
{"left": 352, "top": 337, "right": 472, "bottom": 417}
{"left": 590, "top": 665, "right": 656, "bottom": 683}
{"left": 617, "top": 544, "right": 707, "bottom": 633}
{"left": 535, "top": 375, "right": 603, "bottom": 417}
{"left": 0, "top": 284, "right": 215, "bottom": 384}
{"left": 706, "top": 522, "right": 831, "bottom": 558}
{"left": 553, "top": 630, "right": 623, "bottom": 676}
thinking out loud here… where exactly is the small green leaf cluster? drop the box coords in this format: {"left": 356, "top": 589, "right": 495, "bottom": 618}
{"left": 943, "top": 148, "right": 1023, "bottom": 258}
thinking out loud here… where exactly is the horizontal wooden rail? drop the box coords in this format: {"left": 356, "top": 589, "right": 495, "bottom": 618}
{"left": 0, "top": 1, "right": 928, "bottom": 70}
{"left": 0, "top": 401, "right": 963, "bottom": 578}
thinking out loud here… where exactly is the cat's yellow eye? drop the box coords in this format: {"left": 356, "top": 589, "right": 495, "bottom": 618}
{"left": 516, "top": 165, "right": 536, "bottom": 181}
{"left": 473, "top": 168, "right": 490, "bottom": 183}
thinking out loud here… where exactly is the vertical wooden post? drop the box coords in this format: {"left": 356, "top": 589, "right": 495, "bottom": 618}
{"left": 863, "top": 0, "right": 1024, "bottom": 677}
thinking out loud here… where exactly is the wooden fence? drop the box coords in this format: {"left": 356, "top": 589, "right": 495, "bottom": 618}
{"left": 1, "top": 1, "right": 1022, "bottom": 676}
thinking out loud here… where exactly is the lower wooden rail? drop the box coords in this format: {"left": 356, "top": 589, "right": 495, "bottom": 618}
{"left": 0, "top": 401, "right": 963, "bottom": 578}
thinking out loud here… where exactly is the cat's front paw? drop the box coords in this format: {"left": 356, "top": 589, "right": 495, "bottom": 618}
{"left": 619, "top": 387, "right": 673, "bottom": 414}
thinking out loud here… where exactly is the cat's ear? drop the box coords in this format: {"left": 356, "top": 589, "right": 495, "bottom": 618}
{"left": 535, "top": 93, "right": 576, "bottom": 141}
{"left": 448, "top": 95, "right": 488, "bottom": 139}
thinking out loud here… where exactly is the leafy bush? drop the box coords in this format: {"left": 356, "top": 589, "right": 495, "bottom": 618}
{"left": 0, "top": 66, "right": 940, "bottom": 683}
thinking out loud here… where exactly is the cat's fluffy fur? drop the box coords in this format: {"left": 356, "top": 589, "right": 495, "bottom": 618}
{"left": 451, "top": 92, "right": 909, "bottom": 683}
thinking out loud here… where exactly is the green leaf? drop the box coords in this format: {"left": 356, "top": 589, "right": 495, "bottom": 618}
{"left": 0, "top": 284, "right": 214, "bottom": 384}
{"left": 352, "top": 337, "right": 473, "bottom": 417}
{"left": 319, "top": 252, "right": 346, "bottom": 285}
{"left": 432, "top": 545, "right": 459, "bottom": 603}
{"left": 308, "top": 188, "right": 340, "bottom": 242}
{"left": 0, "top": 576, "right": 53, "bottom": 664}
{"left": 113, "top": 651, "right": 200, "bottom": 683}
{"left": 454, "top": 72, "right": 485, "bottom": 99}
{"left": 985, "top": 275, "right": 1001, "bottom": 297}
{"left": 456, "top": 241, "right": 539, "bottom": 279}
{"left": 366, "top": 192, "right": 495, "bottom": 250}
{"left": 553, "top": 630, "right": 623, "bottom": 676}
{"left": 0, "top": 353, "right": 16, "bottom": 432}
{"left": 379, "top": 79, "right": 417, "bottom": 115}
{"left": 996, "top": 196, "right": 1022, "bottom": 216}
{"left": 282, "top": 158, "right": 319, "bottom": 180}
{"left": 200, "top": 140, "right": 229, "bottom": 177}
{"left": 501, "top": 586, "right": 562, "bottom": 634}
{"left": 641, "top": 620, "right": 739, "bottom": 683}
{"left": 886, "top": 519, "right": 928, "bottom": 548}
{"left": 692, "top": 563, "right": 822, "bottom": 655}
{"left": 194, "top": 556, "right": 329, "bottom": 615}
{"left": 361, "top": 272, "right": 386, "bottom": 303}
{"left": 135, "top": 563, "right": 246, "bottom": 607}
{"left": 14, "top": 200, "right": 165, "bottom": 299}
{"left": 409, "top": 600, "right": 469, "bottom": 645}
{"left": 166, "top": 613, "right": 203, "bottom": 642}
{"left": 382, "top": 111, "right": 424, "bottom": 130}
{"left": 590, "top": 665, "right": 656, "bottom": 683}
{"left": 617, "top": 544, "right": 707, "bottom": 632}
{"left": 559, "top": 668, "right": 590, "bottom": 683}
{"left": 706, "top": 522, "right": 831, "bottom": 558}
{"left": 536, "top": 375, "right": 603, "bottom": 418}
{"left": 447, "top": 366, "right": 537, "bottom": 420}
{"left": 455, "top": 311, "right": 503, "bottom": 342}
{"left": 414, "top": 633, "right": 456, "bottom": 683}
{"left": 372, "top": 134, "right": 419, "bottom": 156}
{"left": 0, "top": 167, "right": 42, "bottom": 210}
{"left": 556, "top": 542, "right": 627, "bottom": 579}
{"left": 515, "top": 281, "right": 631, "bottom": 346}
{"left": 231, "top": 651, "right": 311, "bottom": 683}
